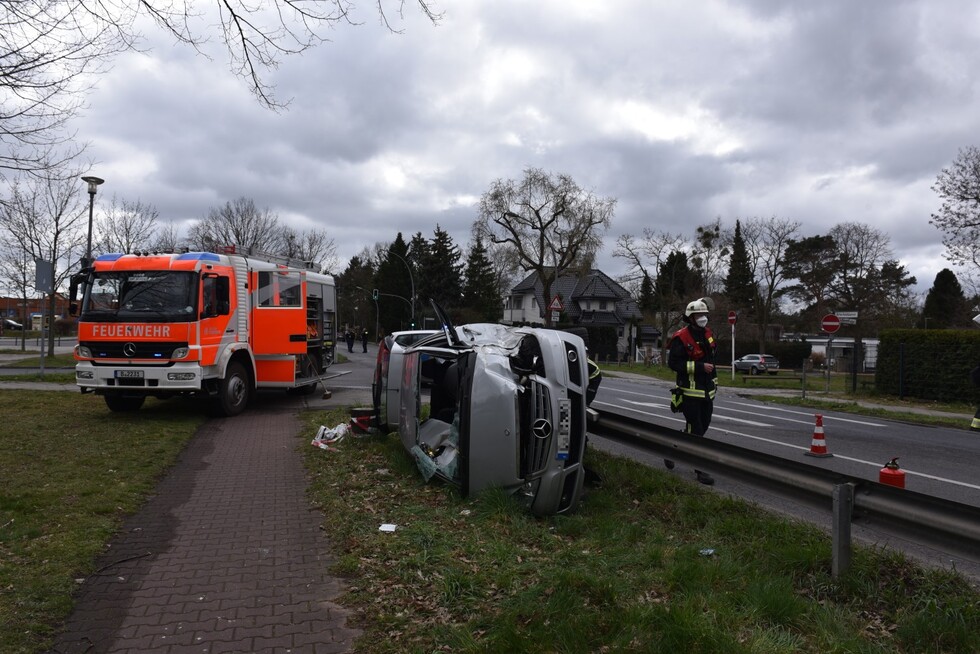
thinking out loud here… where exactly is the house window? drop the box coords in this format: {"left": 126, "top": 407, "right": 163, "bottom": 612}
{"left": 600, "top": 300, "right": 607, "bottom": 311}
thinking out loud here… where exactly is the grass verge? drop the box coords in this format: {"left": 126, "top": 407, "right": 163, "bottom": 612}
{"left": 303, "top": 407, "right": 980, "bottom": 653}
{"left": 0, "top": 391, "right": 204, "bottom": 654}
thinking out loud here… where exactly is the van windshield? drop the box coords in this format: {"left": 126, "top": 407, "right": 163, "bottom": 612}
{"left": 82, "top": 271, "right": 198, "bottom": 322}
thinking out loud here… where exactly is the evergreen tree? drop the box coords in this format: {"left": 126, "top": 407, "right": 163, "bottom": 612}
{"left": 408, "top": 232, "right": 431, "bottom": 317}
{"left": 462, "top": 236, "right": 503, "bottom": 322}
{"left": 652, "top": 251, "right": 689, "bottom": 311}
{"left": 780, "top": 235, "right": 837, "bottom": 314}
{"left": 374, "top": 233, "right": 416, "bottom": 332}
{"left": 638, "top": 272, "right": 655, "bottom": 313}
{"left": 419, "top": 225, "right": 463, "bottom": 316}
{"left": 723, "top": 220, "right": 756, "bottom": 314}
{"left": 336, "top": 253, "right": 374, "bottom": 334}
{"left": 922, "top": 268, "right": 968, "bottom": 329}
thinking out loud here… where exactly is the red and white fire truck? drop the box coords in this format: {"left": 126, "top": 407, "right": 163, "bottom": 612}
{"left": 70, "top": 247, "right": 336, "bottom": 415}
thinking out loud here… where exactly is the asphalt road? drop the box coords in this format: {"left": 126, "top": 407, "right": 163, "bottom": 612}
{"left": 590, "top": 373, "right": 980, "bottom": 583}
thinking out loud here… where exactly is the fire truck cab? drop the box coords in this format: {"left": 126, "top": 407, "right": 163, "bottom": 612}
{"left": 70, "top": 248, "right": 336, "bottom": 416}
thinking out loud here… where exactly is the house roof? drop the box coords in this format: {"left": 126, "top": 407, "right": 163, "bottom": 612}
{"left": 511, "top": 269, "right": 642, "bottom": 324}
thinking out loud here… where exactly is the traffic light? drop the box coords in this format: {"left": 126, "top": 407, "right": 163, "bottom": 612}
{"left": 372, "top": 288, "right": 379, "bottom": 300}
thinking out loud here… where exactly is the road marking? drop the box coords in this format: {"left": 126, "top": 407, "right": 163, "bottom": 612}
{"left": 724, "top": 400, "right": 886, "bottom": 427}
{"left": 596, "top": 401, "right": 980, "bottom": 492}
{"left": 607, "top": 399, "right": 774, "bottom": 427}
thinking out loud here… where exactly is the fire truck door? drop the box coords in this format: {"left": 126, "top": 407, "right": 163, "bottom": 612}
{"left": 199, "top": 274, "right": 231, "bottom": 366}
{"left": 251, "top": 269, "right": 307, "bottom": 354}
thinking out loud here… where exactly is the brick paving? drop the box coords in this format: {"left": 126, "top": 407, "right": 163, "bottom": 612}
{"left": 49, "top": 390, "right": 369, "bottom": 654}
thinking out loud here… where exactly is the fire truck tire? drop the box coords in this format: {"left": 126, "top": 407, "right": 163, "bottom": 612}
{"left": 215, "top": 361, "right": 251, "bottom": 416}
{"left": 104, "top": 393, "right": 146, "bottom": 412}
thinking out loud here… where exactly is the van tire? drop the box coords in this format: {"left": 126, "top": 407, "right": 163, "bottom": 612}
{"left": 215, "top": 361, "right": 250, "bottom": 416}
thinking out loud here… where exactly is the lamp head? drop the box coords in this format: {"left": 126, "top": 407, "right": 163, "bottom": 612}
{"left": 81, "top": 176, "right": 105, "bottom": 195}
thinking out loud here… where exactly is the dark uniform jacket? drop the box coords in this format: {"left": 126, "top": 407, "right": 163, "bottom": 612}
{"left": 667, "top": 325, "right": 717, "bottom": 399}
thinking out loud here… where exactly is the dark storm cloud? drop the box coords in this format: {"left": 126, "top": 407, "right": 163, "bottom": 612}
{"left": 68, "top": 0, "right": 980, "bottom": 292}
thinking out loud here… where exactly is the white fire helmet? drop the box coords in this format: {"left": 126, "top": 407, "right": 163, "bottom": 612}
{"left": 684, "top": 299, "right": 710, "bottom": 317}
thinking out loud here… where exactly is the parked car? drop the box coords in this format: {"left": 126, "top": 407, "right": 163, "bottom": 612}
{"left": 2, "top": 318, "right": 24, "bottom": 331}
{"left": 377, "top": 302, "right": 590, "bottom": 516}
{"left": 733, "top": 353, "right": 780, "bottom": 375}
{"left": 372, "top": 329, "right": 439, "bottom": 432}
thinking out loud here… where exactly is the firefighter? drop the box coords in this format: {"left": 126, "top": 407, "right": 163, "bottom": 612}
{"left": 666, "top": 297, "right": 717, "bottom": 485}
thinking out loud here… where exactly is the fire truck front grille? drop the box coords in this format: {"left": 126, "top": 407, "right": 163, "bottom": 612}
{"left": 80, "top": 341, "right": 188, "bottom": 360}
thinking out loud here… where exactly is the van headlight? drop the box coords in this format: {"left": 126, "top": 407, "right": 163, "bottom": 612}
{"left": 76, "top": 344, "right": 92, "bottom": 358}
{"left": 76, "top": 370, "right": 94, "bottom": 379}
{"left": 168, "top": 372, "right": 196, "bottom": 381}
{"left": 172, "top": 347, "right": 189, "bottom": 359}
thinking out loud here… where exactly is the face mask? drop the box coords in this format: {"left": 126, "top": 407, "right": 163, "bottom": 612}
{"left": 695, "top": 316, "right": 709, "bottom": 328}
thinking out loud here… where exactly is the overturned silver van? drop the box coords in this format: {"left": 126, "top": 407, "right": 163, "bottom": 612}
{"left": 390, "top": 308, "right": 590, "bottom": 516}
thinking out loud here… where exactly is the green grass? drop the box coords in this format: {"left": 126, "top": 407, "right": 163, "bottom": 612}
{"left": 3, "top": 385, "right": 979, "bottom": 653}
{"left": 0, "top": 391, "right": 205, "bottom": 654}
{"left": 303, "top": 407, "right": 980, "bottom": 654}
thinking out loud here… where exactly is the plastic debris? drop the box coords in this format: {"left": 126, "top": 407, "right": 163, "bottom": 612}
{"left": 379, "top": 523, "right": 397, "bottom": 532}
{"left": 311, "top": 423, "right": 349, "bottom": 449}
{"left": 699, "top": 548, "right": 715, "bottom": 557}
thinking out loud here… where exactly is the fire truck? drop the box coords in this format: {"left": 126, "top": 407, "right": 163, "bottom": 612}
{"left": 69, "top": 247, "right": 336, "bottom": 416}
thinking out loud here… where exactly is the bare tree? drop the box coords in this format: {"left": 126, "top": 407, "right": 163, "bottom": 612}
{"left": 0, "top": 0, "right": 118, "bottom": 176}
{"left": 152, "top": 220, "right": 183, "bottom": 252}
{"left": 2, "top": 1, "right": 440, "bottom": 176}
{"left": 931, "top": 146, "right": 980, "bottom": 269}
{"left": 187, "top": 197, "right": 285, "bottom": 253}
{"left": 281, "top": 225, "right": 339, "bottom": 273}
{"left": 0, "top": 170, "right": 87, "bottom": 353}
{"left": 614, "top": 228, "right": 689, "bottom": 360}
{"left": 741, "top": 216, "right": 800, "bottom": 350}
{"left": 690, "top": 217, "right": 730, "bottom": 296}
{"left": 96, "top": 195, "right": 160, "bottom": 254}
{"left": 474, "top": 168, "right": 615, "bottom": 326}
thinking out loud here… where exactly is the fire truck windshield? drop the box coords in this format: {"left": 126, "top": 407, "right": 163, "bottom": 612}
{"left": 82, "top": 271, "right": 198, "bottom": 322}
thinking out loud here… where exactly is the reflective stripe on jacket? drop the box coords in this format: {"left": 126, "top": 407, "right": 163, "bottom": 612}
{"left": 668, "top": 326, "right": 717, "bottom": 399}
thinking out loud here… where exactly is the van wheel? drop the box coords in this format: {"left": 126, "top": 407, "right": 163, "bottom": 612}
{"left": 750, "top": 366, "right": 760, "bottom": 375}
{"left": 215, "top": 361, "right": 250, "bottom": 416}
{"left": 104, "top": 394, "right": 145, "bottom": 412}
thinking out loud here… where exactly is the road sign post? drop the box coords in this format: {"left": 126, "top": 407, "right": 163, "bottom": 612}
{"left": 821, "top": 314, "right": 841, "bottom": 334}
{"left": 728, "top": 311, "right": 737, "bottom": 381}
{"left": 820, "top": 314, "right": 840, "bottom": 393}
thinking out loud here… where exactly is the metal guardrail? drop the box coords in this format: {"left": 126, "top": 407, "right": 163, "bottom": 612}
{"left": 592, "top": 410, "right": 980, "bottom": 577}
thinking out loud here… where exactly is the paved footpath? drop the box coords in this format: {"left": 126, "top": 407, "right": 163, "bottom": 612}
{"left": 49, "top": 395, "right": 367, "bottom": 654}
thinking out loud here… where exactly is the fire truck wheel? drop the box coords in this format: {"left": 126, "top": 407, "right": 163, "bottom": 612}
{"left": 104, "top": 394, "right": 146, "bottom": 412}
{"left": 216, "top": 361, "right": 251, "bottom": 416}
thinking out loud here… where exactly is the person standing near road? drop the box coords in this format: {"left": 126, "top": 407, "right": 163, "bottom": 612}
{"left": 361, "top": 329, "right": 369, "bottom": 353}
{"left": 666, "top": 298, "right": 717, "bottom": 485}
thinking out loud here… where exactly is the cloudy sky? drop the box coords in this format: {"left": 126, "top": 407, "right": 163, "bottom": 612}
{"left": 75, "top": 0, "right": 980, "bottom": 296}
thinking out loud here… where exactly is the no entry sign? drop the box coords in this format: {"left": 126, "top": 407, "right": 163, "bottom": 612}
{"left": 821, "top": 314, "right": 841, "bottom": 333}
{"left": 728, "top": 310, "right": 737, "bottom": 325}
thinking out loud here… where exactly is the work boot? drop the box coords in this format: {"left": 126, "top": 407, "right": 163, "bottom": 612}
{"left": 695, "top": 470, "right": 714, "bottom": 486}
{"left": 664, "top": 459, "right": 675, "bottom": 470}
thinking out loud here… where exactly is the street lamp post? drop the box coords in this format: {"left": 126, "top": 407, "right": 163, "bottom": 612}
{"left": 387, "top": 250, "right": 415, "bottom": 326}
{"left": 81, "top": 175, "right": 105, "bottom": 269}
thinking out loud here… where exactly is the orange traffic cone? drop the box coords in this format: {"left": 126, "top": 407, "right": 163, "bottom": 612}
{"left": 805, "top": 414, "right": 833, "bottom": 458}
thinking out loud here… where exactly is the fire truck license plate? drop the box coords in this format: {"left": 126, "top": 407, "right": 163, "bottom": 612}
{"left": 115, "top": 370, "right": 144, "bottom": 379}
